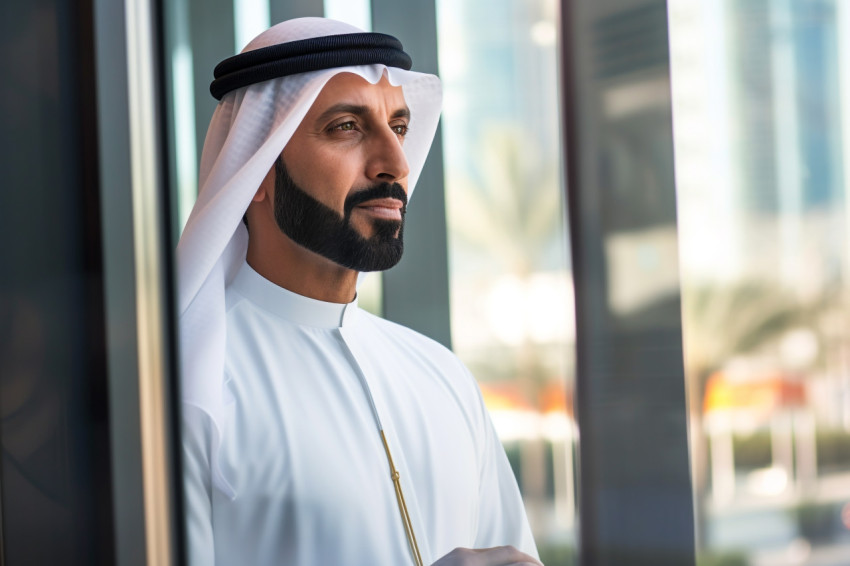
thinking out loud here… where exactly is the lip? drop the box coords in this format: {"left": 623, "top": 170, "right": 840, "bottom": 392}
{"left": 355, "top": 198, "right": 404, "bottom": 220}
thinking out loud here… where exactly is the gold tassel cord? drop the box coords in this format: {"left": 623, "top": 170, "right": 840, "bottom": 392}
{"left": 380, "top": 430, "right": 424, "bottom": 566}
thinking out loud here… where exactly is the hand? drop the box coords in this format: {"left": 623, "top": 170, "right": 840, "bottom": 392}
{"left": 431, "top": 546, "right": 543, "bottom": 566}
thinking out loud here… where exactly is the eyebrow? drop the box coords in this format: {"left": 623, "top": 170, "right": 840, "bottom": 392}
{"left": 314, "top": 103, "right": 411, "bottom": 127}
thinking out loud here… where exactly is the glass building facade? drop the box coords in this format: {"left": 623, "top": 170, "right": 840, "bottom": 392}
{"left": 670, "top": 0, "right": 850, "bottom": 563}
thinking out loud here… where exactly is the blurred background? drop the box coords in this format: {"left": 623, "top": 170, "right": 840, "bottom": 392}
{"left": 669, "top": 1, "right": 850, "bottom": 565}
{"left": 3, "top": 0, "right": 850, "bottom": 564}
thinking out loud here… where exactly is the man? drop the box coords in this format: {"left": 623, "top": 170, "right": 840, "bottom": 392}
{"left": 179, "top": 17, "right": 541, "bottom": 566}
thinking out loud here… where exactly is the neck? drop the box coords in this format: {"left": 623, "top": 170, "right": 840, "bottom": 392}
{"left": 246, "top": 224, "right": 359, "bottom": 304}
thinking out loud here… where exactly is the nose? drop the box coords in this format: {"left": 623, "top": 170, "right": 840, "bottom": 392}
{"left": 365, "top": 126, "right": 410, "bottom": 184}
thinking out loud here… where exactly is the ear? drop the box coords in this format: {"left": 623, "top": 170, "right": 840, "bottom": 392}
{"left": 253, "top": 165, "right": 275, "bottom": 203}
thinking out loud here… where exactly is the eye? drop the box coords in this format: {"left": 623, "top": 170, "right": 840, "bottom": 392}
{"left": 391, "top": 124, "right": 409, "bottom": 137}
{"left": 331, "top": 121, "right": 357, "bottom": 132}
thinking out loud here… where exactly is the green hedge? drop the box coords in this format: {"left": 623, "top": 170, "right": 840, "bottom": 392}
{"left": 726, "top": 429, "right": 850, "bottom": 472}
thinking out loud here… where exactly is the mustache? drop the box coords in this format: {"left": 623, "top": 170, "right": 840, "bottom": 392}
{"left": 343, "top": 182, "right": 408, "bottom": 217}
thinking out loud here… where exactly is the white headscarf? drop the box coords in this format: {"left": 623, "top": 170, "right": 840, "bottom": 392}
{"left": 176, "top": 17, "right": 442, "bottom": 495}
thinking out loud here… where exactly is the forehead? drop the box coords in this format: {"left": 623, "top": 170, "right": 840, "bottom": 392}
{"left": 307, "top": 72, "right": 407, "bottom": 115}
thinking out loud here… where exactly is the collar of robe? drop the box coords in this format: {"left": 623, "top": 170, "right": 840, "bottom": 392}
{"left": 210, "top": 32, "right": 413, "bottom": 100}
{"left": 230, "top": 261, "right": 359, "bottom": 328}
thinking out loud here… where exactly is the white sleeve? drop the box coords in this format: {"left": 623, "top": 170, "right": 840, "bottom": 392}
{"left": 470, "top": 381, "right": 540, "bottom": 558}
{"left": 182, "top": 403, "right": 216, "bottom": 566}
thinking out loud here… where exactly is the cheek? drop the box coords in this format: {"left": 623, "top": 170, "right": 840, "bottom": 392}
{"left": 307, "top": 148, "right": 363, "bottom": 208}
{"left": 283, "top": 149, "right": 361, "bottom": 211}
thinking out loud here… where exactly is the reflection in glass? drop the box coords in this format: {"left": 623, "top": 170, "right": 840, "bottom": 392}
{"left": 670, "top": 0, "right": 850, "bottom": 563}
{"left": 436, "top": 0, "right": 576, "bottom": 562}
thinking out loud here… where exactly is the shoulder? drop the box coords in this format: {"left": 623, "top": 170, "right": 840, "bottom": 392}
{"left": 357, "top": 309, "right": 463, "bottom": 366}
{"left": 355, "top": 309, "right": 488, "bottom": 412}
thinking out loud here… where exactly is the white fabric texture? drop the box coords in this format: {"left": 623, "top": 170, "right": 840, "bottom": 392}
{"left": 176, "top": 18, "right": 442, "bottom": 495}
{"left": 182, "top": 263, "right": 539, "bottom": 565}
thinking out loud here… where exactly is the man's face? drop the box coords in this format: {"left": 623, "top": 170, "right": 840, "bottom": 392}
{"left": 274, "top": 72, "right": 411, "bottom": 271}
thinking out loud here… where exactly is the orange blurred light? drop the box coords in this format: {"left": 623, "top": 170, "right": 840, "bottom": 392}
{"left": 703, "top": 371, "right": 806, "bottom": 416}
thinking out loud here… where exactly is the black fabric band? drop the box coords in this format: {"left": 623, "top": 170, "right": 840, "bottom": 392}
{"left": 210, "top": 32, "right": 413, "bottom": 100}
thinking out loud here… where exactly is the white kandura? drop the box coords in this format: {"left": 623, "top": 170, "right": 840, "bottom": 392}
{"left": 177, "top": 16, "right": 537, "bottom": 566}
{"left": 182, "top": 262, "right": 539, "bottom": 565}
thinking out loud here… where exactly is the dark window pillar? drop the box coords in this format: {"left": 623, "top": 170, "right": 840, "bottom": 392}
{"left": 560, "top": 1, "right": 696, "bottom": 564}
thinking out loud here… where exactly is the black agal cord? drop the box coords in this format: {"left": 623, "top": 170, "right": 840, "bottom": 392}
{"left": 210, "top": 32, "right": 413, "bottom": 100}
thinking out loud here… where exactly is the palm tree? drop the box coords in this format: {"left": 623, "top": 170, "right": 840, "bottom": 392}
{"left": 680, "top": 280, "right": 834, "bottom": 550}
{"left": 445, "top": 124, "right": 567, "bottom": 532}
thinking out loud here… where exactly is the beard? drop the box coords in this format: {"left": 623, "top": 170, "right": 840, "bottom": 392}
{"left": 272, "top": 156, "right": 407, "bottom": 272}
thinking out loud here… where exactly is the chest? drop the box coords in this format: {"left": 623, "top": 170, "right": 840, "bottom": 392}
{"left": 217, "top": 323, "right": 481, "bottom": 543}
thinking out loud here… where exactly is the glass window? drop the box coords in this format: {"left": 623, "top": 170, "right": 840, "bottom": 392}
{"left": 669, "top": 0, "right": 850, "bottom": 563}
{"left": 436, "top": 0, "right": 577, "bottom": 562}
{"left": 166, "top": 0, "right": 572, "bottom": 560}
